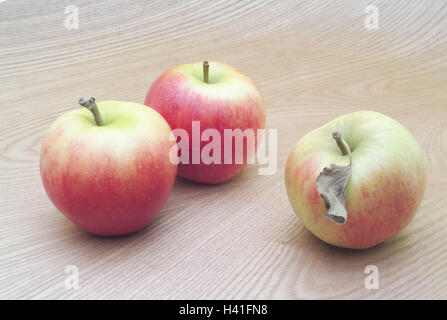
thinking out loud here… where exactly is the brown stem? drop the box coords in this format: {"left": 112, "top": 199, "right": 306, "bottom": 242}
{"left": 332, "top": 132, "right": 352, "bottom": 162}
{"left": 203, "top": 61, "right": 209, "bottom": 84}
{"left": 79, "top": 97, "right": 104, "bottom": 126}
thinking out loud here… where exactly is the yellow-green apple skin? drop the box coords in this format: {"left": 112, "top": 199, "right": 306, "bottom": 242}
{"left": 145, "top": 62, "right": 265, "bottom": 183}
{"left": 285, "top": 111, "right": 426, "bottom": 249}
{"left": 40, "top": 101, "right": 177, "bottom": 236}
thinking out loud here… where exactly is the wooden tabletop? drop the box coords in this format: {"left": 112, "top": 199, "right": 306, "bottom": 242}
{"left": 1, "top": 0, "right": 446, "bottom": 299}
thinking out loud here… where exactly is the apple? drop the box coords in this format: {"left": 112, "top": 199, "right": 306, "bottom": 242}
{"left": 144, "top": 61, "right": 265, "bottom": 183}
{"left": 285, "top": 111, "right": 426, "bottom": 249}
{"left": 40, "top": 98, "right": 177, "bottom": 236}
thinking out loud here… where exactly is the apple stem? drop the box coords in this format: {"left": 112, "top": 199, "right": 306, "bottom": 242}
{"left": 203, "top": 61, "right": 209, "bottom": 84}
{"left": 332, "top": 132, "right": 352, "bottom": 163}
{"left": 79, "top": 97, "right": 105, "bottom": 126}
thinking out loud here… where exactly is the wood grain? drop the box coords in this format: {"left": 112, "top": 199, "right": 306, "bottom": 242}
{"left": 1, "top": 0, "right": 446, "bottom": 299}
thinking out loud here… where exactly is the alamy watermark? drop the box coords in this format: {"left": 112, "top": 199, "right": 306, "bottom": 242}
{"left": 364, "top": 5, "right": 379, "bottom": 30}
{"left": 364, "top": 265, "right": 379, "bottom": 290}
{"left": 64, "top": 5, "right": 79, "bottom": 30}
{"left": 169, "top": 121, "right": 277, "bottom": 176}
{"left": 64, "top": 265, "right": 79, "bottom": 290}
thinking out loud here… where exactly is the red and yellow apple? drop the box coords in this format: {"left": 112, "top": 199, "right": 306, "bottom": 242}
{"left": 40, "top": 98, "right": 177, "bottom": 236}
{"left": 285, "top": 111, "right": 426, "bottom": 249}
{"left": 144, "top": 61, "right": 265, "bottom": 183}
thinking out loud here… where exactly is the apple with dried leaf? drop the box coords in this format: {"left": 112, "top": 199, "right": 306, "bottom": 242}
{"left": 285, "top": 111, "right": 426, "bottom": 249}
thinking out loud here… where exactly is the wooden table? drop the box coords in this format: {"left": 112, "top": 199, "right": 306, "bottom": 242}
{"left": 1, "top": 0, "right": 446, "bottom": 299}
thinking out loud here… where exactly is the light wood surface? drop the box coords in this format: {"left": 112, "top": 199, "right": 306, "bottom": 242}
{"left": 1, "top": 0, "right": 446, "bottom": 300}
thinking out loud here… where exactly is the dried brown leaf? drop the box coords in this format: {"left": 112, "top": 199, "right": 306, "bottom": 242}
{"left": 316, "top": 132, "right": 352, "bottom": 225}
